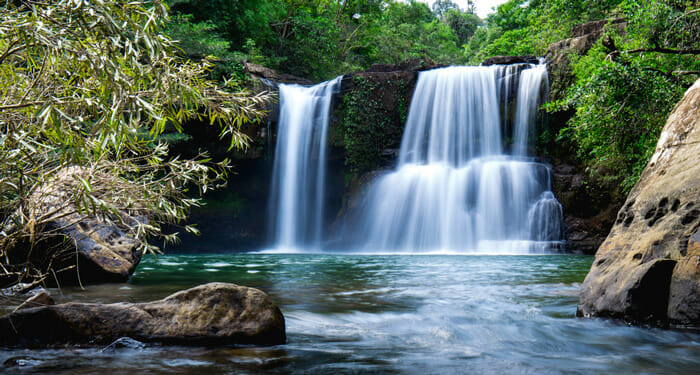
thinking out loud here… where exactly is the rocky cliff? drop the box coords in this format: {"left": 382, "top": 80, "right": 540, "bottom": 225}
{"left": 543, "top": 18, "right": 628, "bottom": 254}
{"left": 578, "top": 79, "right": 700, "bottom": 328}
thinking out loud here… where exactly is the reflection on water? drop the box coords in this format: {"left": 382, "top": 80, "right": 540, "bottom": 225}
{"left": 2, "top": 254, "right": 700, "bottom": 374}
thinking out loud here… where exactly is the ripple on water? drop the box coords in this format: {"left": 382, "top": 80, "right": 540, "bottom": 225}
{"left": 202, "top": 262, "right": 233, "bottom": 267}
{"left": 158, "top": 261, "right": 186, "bottom": 266}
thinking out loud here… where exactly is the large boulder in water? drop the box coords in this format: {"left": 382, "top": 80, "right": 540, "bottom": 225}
{"left": 3, "top": 167, "right": 145, "bottom": 285}
{"left": 578, "top": 79, "right": 700, "bottom": 328}
{"left": 0, "top": 282, "right": 286, "bottom": 347}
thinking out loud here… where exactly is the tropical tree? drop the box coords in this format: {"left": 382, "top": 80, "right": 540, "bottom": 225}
{"left": 0, "top": 0, "right": 268, "bottom": 287}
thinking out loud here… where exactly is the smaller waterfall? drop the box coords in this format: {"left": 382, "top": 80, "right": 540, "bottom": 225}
{"left": 267, "top": 77, "right": 341, "bottom": 250}
{"left": 513, "top": 65, "right": 548, "bottom": 156}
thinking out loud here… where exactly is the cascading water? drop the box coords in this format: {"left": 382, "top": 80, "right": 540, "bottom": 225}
{"left": 267, "top": 77, "right": 341, "bottom": 250}
{"left": 351, "top": 64, "right": 564, "bottom": 253}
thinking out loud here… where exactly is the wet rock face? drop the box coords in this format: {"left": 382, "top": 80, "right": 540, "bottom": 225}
{"left": 0, "top": 283, "right": 286, "bottom": 347}
{"left": 542, "top": 18, "right": 629, "bottom": 253}
{"left": 578, "top": 79, "right": 700, "bottom": 328}
{"left": 365, "top": 58, "right": 445, "bottom": 72}
{"left": 550, "top": 164, "right": 620, "bottom": 254}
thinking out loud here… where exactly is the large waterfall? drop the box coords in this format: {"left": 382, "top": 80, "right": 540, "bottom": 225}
{"left": 351, "top": 64, "right": 564, "bottom": 253}
{"left": 267, "top": 77, "right": 341, "bottom": 250}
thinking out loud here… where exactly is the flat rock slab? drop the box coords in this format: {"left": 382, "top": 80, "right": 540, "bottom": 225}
{"left": 0, "top": 283, "right": 285, "bottom": 347}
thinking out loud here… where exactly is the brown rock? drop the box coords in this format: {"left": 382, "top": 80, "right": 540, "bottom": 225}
{"left": 14, "top": 291, "right": 55, "bottom": 312}
{"left": 0, "top": 282, "right": 286, "bottom": 347}
{"left": 550, "top": 164, "right": 619, "bottom": 254}
{"left": 366, "top": 58, "right": 444, "bottom": 72}
{"left": 570, "top": 18, "right": 626, "bottom": 38}
{"left": 578, "top": 79, "right": 700, "bottom": 328}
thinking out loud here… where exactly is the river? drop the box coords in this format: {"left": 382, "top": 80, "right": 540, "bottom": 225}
{"left": 2, "top": 254, "right": 699, "bottom": 374}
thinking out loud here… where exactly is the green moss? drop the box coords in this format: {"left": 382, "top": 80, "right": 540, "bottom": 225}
{"left": 335, "top": 74, "right": 412, "bottom": 176}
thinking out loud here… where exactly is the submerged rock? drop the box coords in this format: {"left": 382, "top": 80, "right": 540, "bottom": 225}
{"left": 14, "top": 291, "right": 54, "bottom": 312}
{"left": 2, "top": 356, "right": 41, "bottom": 369}
{"left": 578, "top": 79, "right": 700, "bottom": 328}
{"left": 101, "top": 337, "right": 146, "bottom": 352}
{"left": 0, "top": 282, "right": 286, "bottom": 347}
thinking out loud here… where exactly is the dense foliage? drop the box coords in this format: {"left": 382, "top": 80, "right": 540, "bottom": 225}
{"left": 336, "top": 75, "right": 411, "bottom": 174}
{"left": 469, "top": 0, "right": 699, "bottom": 194}
{"left": 166, "top": 0, "right": 480, "bottom": 81}
{"left": 557, "top": 1, "right": 699, "bottom": 193}
{"left": 0, "top": 0, "right": 267, "bottom": 286}
{"left": 464, "top": 0, "right": 627, "bottom": 62}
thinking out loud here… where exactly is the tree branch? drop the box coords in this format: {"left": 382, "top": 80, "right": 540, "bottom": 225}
{"left": 673, "top": 70, "right": 700, "bottom": 75}
{"left": 0, "top": 101, "right": 45, "bottom": 110}
{"left": 624, "top": 47, "right": 700, "bottom": 55}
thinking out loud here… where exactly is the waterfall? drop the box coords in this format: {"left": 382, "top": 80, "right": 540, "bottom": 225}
{"left": 351, "top": 64, "right": 564, "bottom": 253}
{"left": 267, "top": 77, "right": 341, "bottom": 250}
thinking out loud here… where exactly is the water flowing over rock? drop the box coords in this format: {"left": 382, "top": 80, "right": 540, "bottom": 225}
{"left": 267, "top": 77, "right": 342, "bottom": 250}
{"left": 578, "top": 79, "right": 700, "bottom": 328}
{"left": 0, "top": 282, "right": 285, "bottom": 347}
{"left": 346, "top": 64, "right": 564, "bottom": 253}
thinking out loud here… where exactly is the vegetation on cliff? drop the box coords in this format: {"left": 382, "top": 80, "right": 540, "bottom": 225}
{"left": 473, "top": 0, "right": 699, "bottom": 194}
{"left": 336, "top": 74, "right": 411, "bottom": 174}
{"left": 165, "top": 0, "right": 480, "bottom": 81}
{"left": 0, "top": 0, "right": 266, "bottom": 287}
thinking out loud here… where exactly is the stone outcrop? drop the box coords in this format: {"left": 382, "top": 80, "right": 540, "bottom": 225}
{"left": 481, "top": 55, "right": 539, "bottom": 66}
{"left": 14, "top": 291, "right": 54, "bottom": 312}
{"left": 545, "top": 18, "right": 626, "bottom": 102}
{"left": 578, "top": 79, "right": 700, "bottom": 328}
{"left": 0, "top": 282, "right": 286, "bottom": 347}
{"left": 243, "top": 62, "right": 313, "bottom": 86}
{"left": 365, "top": 58, "right": 444, "bottom": 72}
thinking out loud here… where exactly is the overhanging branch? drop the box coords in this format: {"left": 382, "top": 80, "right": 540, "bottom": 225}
{"left": 625, "top": 47, "right": 700, "bottom": 55}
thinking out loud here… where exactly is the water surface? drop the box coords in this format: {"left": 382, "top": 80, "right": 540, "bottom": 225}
{"left": 2, "top": 254, "right": 699, "bottom": 374}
